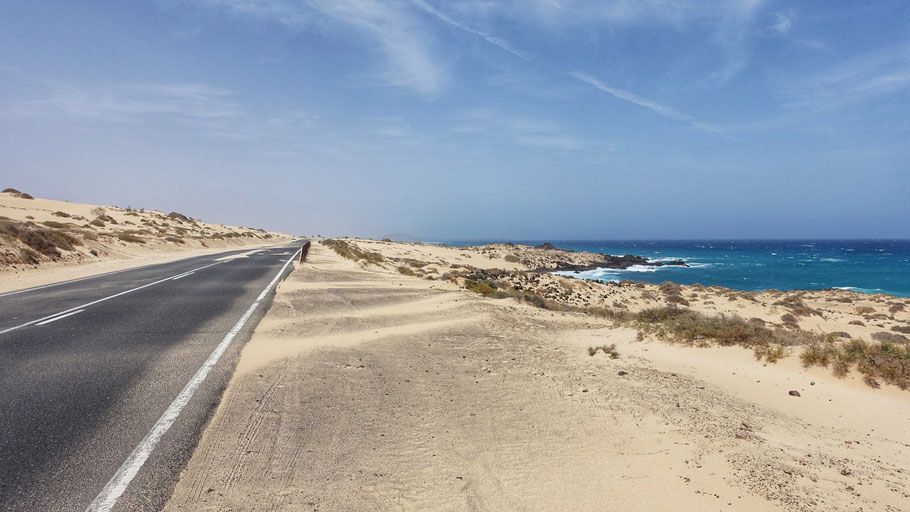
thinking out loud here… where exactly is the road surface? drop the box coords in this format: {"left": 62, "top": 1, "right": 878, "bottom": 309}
{"left": 0, "top": 244, "right": 302, "bottom": 511}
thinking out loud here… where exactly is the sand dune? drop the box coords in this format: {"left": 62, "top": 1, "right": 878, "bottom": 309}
{"left": 0, "top": 189, "right": 291, "bottom": 293}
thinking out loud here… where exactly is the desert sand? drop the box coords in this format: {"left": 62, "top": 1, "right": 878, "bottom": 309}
{"left": 164, "top": 240, "right": 910, "bottom": 511}
{"left": 0, "top": 189, "right": 291, "bottom": 293}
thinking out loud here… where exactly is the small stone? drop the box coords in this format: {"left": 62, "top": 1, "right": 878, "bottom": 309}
{"left": 810, "top": 381, "right": 815, "bottom": 385}
{"left": 618, "top": 371, "right": 628, "bottom": 376}
{"left": 789, "top": 390, "right": 801, "bottom": 397}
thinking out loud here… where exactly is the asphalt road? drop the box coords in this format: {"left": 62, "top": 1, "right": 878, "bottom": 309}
{"left": 0, "top": 244, "right": 303, "bottom": 512}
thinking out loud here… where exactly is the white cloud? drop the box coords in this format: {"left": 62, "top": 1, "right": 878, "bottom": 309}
{"left": 448, "top": 109, "right": 598, "bottom": 151}
{"left": 772, "top": 12, "right": 792, "bottom": 35}
{"left": 569, "top": 72, "right": 725, "bottom": 134}
{"left": 185, "top": 0, "right": 447, "bottom": 96}
{"left": 406, "top": 0, "right": 530, "bottom": 60}
{"left": 16, "top": 83, "right": 239, "bottom": 123}
{"left": 784, "top": 44, "right": 910, "bottom": 111}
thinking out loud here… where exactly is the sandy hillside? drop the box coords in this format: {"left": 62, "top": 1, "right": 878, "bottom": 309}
{"left": 0, "top": 188, "right": 292, "bottom": 291}
{"left": 164, "top": 240, "right": 910, "bottom": 511}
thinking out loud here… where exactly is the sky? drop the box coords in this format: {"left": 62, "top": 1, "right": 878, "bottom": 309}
{"left": 1, "top": 0, "right": 909, "bottom": 239}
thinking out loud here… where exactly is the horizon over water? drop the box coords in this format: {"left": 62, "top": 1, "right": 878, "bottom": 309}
{"left": 434, "top": 239, "right": 910, "bottom": 298}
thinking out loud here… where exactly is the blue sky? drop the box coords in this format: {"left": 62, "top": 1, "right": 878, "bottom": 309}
{"left": 1, "top": 0, "right": 909, "bottom": 239}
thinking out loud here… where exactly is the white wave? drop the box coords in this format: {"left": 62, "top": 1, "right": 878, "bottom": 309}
{"left": 819, "top": 258, "right": 844, "bottom": 262}
{"left": 834, "top": 286, "right": 886, "bottom": 294}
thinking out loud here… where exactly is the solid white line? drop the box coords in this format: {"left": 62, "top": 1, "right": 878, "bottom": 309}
{"left": 170, "top": 271, "right": 195, "bottom": 281}
{"left": 0, "top": 261, "right": 226, "bottom": 336}
{"left": 85, "top": 247, "right": 301, "bottom": 512}
{"left": 35, "top": 309, "right": 85, "bottom": 326}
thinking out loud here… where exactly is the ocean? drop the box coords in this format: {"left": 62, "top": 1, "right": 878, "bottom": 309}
{"left": 437, "top": 240, "right": 910, "bottom": 298}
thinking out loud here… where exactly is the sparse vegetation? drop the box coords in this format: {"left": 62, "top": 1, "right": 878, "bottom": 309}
{"left": 464, "top": 279, "right": 497, "bottom": 297}
{"left": 117, "top": 232, "right": 146, "bottom": 244}
{"left": 773, "top": 295, "right": 821, "bottom": 316}
{"left": 801, "top": 337, "right": 910, "bottom": 390}
{"left": 0, "top": 221, "right": 81, "bottom": 259}
{"left": 397, "top": 265, "right": 417, "bottom": 276}
{"left": 588, "top": 343, "right": 620, "bottom": 359}
{"left": 321, "top": 239, "right": 384, "bottom": 265}
{"left": 3, "top": 188, "right": 33, "bottom": 199}
{"left": 633, "top": 307, "right": 800, "bottom": 362}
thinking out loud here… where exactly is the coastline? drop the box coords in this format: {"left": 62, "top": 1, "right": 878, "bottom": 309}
{"left": 164, "top": 238, "right": 910, "bottom": 511}
{"left": 430, "top": 239, "right": 910, "bottom": 298}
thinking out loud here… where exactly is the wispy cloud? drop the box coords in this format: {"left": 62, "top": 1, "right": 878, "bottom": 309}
{"left": 186, "top": 0, "right": 446, "bottom": 96}
{"left": 406, "top": 0, "right": 530, "bottom": 61}
{"left": 783, "top": 44, "right": 910, "bottom": 111}
{"left": 449, "top": 109, "right": 601, "bottom": 151}
{"left": 771, "top": 12, "right": 792, "bottom": 35}
{"left": 569, "top": 72, "right": 725, "bottom": 134}
{"left": 13, "top": 83, "right": 240, "bottom": 123}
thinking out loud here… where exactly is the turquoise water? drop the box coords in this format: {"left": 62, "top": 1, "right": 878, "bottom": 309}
{"left": 438, "top": 240, "right": 910, "bottom": 297}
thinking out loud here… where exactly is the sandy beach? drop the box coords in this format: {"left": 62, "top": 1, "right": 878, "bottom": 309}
{"left": 163, "top": 239, "right": 910, "bottom": 511}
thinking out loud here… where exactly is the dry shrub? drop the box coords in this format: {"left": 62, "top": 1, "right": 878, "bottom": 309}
{"left": 855, "top": 306, "right": 876, "bottom": 314}
{"left": 0, "top": 221, "right": 80, "bottom": 257}
{"left": 117, "top": 232, "right": 146, "bottom": 244}
{"left": 665, "top": 294, "right": 690, "bottom": 306}
{"left": 588, "top": 344, "right": 620, "bottom": 359}
{"left": 19, "top": 247, "right": 40, "bottom": 264}
{"left": 397, "top": 265, "right": 417, "bottom": 276}
{"left": 321, "top": 239, "right": 384, "bottom": 265}
{"left": 773, "top": 295, "right": 821, "bottom": 316}
{"left": 872, "top": 332, "right": 909, "bottom": 344}
{"left": 464, "top": 279, "right": 496, "bottom": 297}
{"left": 633, "top": 307, "right": 795, "bottom": 362}
{"left": 801, "top": 338, "right": 910, "bottom": 390}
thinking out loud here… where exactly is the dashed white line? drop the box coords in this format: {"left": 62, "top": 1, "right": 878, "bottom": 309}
{"left": 170, "top": 271, "right": 195, "bottom": 281}
{"left": 85, "top": 247, "right": 301, "bottom": 512}
{"left": 0, "top": 261, "right": 225, "bottom": 336}
{"left": 35, "top": 309, "right": 85, "bottom": 326}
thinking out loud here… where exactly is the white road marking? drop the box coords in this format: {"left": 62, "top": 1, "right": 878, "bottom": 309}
{"left": 0, "top": 268, "right": 138, "bottom": 298}
{"left": 0, "top": 247, "right": 262, "bottom": 298}
{"left": 35, "top": 309, "right": 85, "bottom": 326}
{"left": 86, "top": 247, "right": 301, "bottom": 512}
{"left": 0, "top": 261, "right": 225, "bottom": 336}
{"left": 170, "top": 271, "right": 195, "bottom": 281}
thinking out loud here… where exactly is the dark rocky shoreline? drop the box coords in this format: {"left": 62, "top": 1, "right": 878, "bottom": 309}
{"left": 529, "top": 242, "right": 688, "bottom": 272}
{"left": 548, "top": 255, "right": 688, "bottom": 273}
